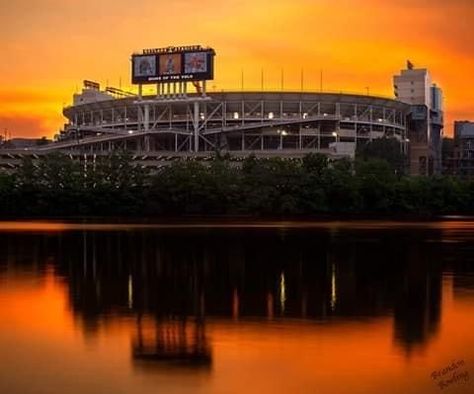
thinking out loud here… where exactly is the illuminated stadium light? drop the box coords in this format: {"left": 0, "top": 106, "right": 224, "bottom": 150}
{"left": 332, "top": 131, "right": 338, "bottom": 137}
{"left": 233, "top": 112, "right": 239, "bottom": 120}
{"left": 303, "top": 112, "right": 308, "bottom": 119}
{"left": 128, "top": 130, "right": 134, "bottom": 134}
{"left": 268, "top": 112, "right": 274, "bottom": 119}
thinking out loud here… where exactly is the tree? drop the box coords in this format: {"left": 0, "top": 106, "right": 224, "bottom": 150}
{"left": 356, "top": 137, "right": 407, "bottom": 175}
{"left": 302, "top": 153, "right": 329, "bottom": 177}
{"left": 355, "top": 159, "right": 396, "bottom": 212}
{"left": 321, "top": 158, "right": 360, "bottom": 213}
{"left": 0, "top": 171, "right": 15, "bottom": 214}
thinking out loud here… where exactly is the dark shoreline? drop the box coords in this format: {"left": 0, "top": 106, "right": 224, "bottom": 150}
{"left": 1, "top": 213, "right": 474, "bottom": 225}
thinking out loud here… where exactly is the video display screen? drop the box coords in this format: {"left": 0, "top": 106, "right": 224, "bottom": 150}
{"left": 159, "top": 54, "right": 182, "bottom": 76}
{"left": 133, "top": 55, "right": 157, "bottom": 78}
{"left": 184, "top": 52, "right": 208, "bottom": 74}
{"left": 132, "top": 49, "right": 214, "bottom": 84}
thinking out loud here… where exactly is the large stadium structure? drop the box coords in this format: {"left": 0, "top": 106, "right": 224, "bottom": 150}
{"left": 0, "top": 46, "right": 411, "bottom": 169}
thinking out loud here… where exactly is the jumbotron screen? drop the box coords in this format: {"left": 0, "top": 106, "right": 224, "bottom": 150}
{"left": 132, "top": 46, "right": 215, "bottom": 84}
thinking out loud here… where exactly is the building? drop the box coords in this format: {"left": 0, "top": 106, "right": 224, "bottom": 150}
{"left": 449, "top": 121, "right": 474, "bottom": 177}
{"left": 0, "top": 45, "right": 418, "bottom": 171}
{"left": 394, "top": 63, "right": 444, "bottom": 175}
{"left": 56, "top": 85, "right": 409, "bottom": 159}
{"left": 0, "top": 86, "right": 410, "bottom": 170}
{"left": 0, "top": 137, "right": 51, "bottom": 150}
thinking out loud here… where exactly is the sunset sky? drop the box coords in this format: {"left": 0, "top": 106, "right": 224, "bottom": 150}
{"left": 1, "top": 0, "right": 473, "bottom": 138}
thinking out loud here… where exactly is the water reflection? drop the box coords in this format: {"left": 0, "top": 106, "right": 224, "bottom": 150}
{"left": 133, "top": 315, "right": 211, "bottom": 370}
{"left": 0, "top": 226, "right": 456, "bottom": 356}
{"left": 1, "top": 223, "right": 474, "bottom": 394}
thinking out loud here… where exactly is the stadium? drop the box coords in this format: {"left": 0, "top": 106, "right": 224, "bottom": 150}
{"left": 0, "top": 46, "right": 410, "bottom": 169}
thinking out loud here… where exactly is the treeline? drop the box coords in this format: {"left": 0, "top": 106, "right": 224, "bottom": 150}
{"left": 0, "top": 147, "right": 472, "bottom": 217}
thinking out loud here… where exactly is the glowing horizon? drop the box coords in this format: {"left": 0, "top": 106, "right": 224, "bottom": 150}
{"left": 1, "top": 0, "right": 473, "bottom": 138}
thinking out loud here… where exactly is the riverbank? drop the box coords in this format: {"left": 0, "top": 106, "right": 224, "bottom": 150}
{"left": 1, "top": 151, "right": 473, "bottom": 217}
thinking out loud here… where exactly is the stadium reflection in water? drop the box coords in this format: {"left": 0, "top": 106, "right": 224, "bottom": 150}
{"left": 0, "top": 222, "right": 474, "bottom": 393}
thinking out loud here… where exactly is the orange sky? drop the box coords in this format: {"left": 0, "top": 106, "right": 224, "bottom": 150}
{"left": 1, "top": 0, "right": 473, "bottom": 138}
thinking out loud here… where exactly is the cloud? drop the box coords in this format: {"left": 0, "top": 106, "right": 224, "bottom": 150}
{"left": 0, "top": 90, "right": 64, "bottom": 106}
{"left": 0, "top": 114, "right": 59, "bottom": 139}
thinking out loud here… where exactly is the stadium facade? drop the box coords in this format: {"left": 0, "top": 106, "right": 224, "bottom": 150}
{"left": 1, "top": 47, "right": 444, "bottom": 175}
{"left": 53, "top": 87, "right": 410, "bottom": 160}
{"left": 0, "top": 87, "right": 411, "bottom": 171}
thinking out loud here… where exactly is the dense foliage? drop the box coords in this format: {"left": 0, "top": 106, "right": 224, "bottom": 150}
{"left": 0, "top": 150, "right": 472, "bottom": 217}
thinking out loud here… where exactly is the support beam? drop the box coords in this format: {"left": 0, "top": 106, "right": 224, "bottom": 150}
{"left": 144, "top": 104, "right": 150, "bottom": 132}
{"left": 193, "top": 101, "right": 200, "bottom": 152}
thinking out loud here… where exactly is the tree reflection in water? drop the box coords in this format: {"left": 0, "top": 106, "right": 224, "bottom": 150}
{"left": 1, "top": 223, "right": 467, "bottom": 365}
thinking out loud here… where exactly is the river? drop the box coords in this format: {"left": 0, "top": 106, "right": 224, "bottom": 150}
{"left": 0, "top": 220, "right": 473, "bottom": 393}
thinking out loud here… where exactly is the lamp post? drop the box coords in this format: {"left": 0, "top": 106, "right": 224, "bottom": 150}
{"left": 331, "top": 131, "right": 339, "bottom": 154}
{"left": 278, "top": 129, "right": 288, "bottom": 150}
{"left": 398, "top": 137, "right": 410, "bottom": 154}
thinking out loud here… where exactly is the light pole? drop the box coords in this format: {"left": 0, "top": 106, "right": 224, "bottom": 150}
{"left": 278, "top": 129, "right": 288, "bottom": 150}
{"left": 331, "top": 131, "right": 339, "bottom": 154}
{"left": 404, "top": 138, "right": 410, "bottom": 154}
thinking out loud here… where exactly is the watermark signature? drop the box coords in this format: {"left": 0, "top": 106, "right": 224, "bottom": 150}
{"left": 431, "top": 359, "right": 470, "bottom": 390}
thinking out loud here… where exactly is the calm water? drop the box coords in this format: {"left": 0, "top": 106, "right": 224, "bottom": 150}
{"left": 0, "top": 220, "right": 473, "bottom": 394}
